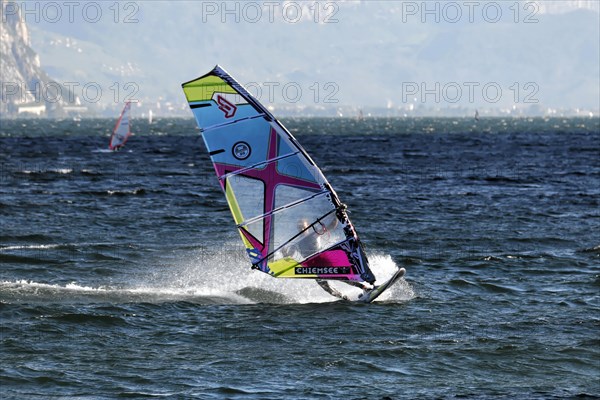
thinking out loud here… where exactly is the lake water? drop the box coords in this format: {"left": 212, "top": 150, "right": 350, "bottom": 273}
{"left": 1, "top": 116, "right": 598, "bottom": 399}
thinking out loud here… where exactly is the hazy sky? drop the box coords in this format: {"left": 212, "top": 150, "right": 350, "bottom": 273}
{"left": 10, "top": 0, "right": 600, "bottom": 112}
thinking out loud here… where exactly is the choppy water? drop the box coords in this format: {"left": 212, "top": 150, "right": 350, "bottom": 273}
{"left": 1, "top": 117, "right": 599, "bottom": 399}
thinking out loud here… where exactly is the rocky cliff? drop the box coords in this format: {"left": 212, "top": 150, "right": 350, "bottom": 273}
{"left": 1, "top": 1, "right": 76, "bottom": 117}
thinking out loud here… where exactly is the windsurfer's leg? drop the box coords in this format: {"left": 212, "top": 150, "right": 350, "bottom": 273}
{"left": 316, "top": 280, "right": 348, "bottom": 300}
{"left": 342, "top": 281, "right": 374, "bottom": 301}
{"left": 344, "top": 280, "right": 374, "bottom": 291}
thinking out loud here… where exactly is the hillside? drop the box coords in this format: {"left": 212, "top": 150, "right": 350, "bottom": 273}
{"left": 3, "top": 1, "right": 599, "bottom": 116}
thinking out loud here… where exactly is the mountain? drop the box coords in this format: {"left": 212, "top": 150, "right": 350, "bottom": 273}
{"left": 0, "top": 1, "right": 81, "bottom": 117}
{"left": 3, "top": 1, "right": 599, "bottom": 117}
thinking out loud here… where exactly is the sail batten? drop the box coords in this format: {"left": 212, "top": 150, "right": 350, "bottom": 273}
{"left": 182, "top": 65, "right": 376, "bottom": 284}
{"left": 200, "top": 113, "right": 268, "bottom": 134}
{"left": 219, "top": 151, "right": 301, "bottom": 181}
{"left": 238, "top": 190, "right": 330, "bottom": 228}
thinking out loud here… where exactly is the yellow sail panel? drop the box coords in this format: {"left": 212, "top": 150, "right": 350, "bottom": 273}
{"left": 182, "top": 75, "right": 237, "bottom": 103}
{"left": 224, "top": 182, "right": 244, "bottom": 224}
{"left": 268, "top": 258, "right": 314, "bottom": 278}
{"left": 224, "top": 182, "right": 253, "bottom": 249}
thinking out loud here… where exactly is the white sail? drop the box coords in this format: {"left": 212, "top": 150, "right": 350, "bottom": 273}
{"left": 181, "top": 66, "right": 376, "bottom": 285}
{"left": 109, "top": 102, "right": 132, "bottom": 150}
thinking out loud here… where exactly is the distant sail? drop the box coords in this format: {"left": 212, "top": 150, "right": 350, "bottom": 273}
{"left": 148, "top": 109, "right": 153, "bottom": 124}
{"left": 182, "top": 66, "right": 376, "bottom": 284}
{"left": 109, "top": 102, "right": 132, "bottom": 150}
{"left": 475, "top": 109, "right": 480, "bottom": 121}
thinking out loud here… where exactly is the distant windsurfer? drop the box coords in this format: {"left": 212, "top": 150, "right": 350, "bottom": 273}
{"left": 109, "top": 102, "right": 131, "bottom": 151}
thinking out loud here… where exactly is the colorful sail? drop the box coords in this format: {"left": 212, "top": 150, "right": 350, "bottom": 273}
{"left": 109, "top": 102, "right": 132, "bottom": 150}
{"left": 182, "top": 66, "right": 375, "bottom": 284}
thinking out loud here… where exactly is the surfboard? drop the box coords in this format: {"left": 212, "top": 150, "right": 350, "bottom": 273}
{"left": 358, "top": 267, "right": 406, "bottom": 303}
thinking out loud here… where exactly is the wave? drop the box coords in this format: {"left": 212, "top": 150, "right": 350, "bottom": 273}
{"left": 107, "top": 188, "right": 146, "bottom": 196}
{"left": 0, "top": 254, "right": 415, "bottom": 306}
{"left": 149, "top": 250, "right": 416, "bottom": 305}
{"left": 0, "top": 241, "right": 125, "bottom": 253}
{"left": 18, "top": 168, "right": 73, "bottom": 175}
{"left": 0, "top": 280, "right": 253, "bottom": 305}
{"left": 0, "top": 243, "right": 63, "bottom": 251}
{"left": 579, "top": 244, "right": 600, "bottom": 254}
{"left": 77, "top": 188, "right": 147, "bottom": 196}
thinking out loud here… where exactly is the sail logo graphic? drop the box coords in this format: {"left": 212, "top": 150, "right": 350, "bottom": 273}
{"left": 232, "top": 141, "right": 251, "bottom": 160}
{"left": 295, "top": 267, "right": 351, "bottom": 275}
{"left": 216, "top": 94, "right": 237, "bottom": 118}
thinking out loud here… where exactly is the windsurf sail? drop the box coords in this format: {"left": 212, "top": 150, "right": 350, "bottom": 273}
{"left": 181, "top": 66, "right": 375, "bottom": 285}
{"left": 109, "top": 102, "right": 132, "bottom": 150}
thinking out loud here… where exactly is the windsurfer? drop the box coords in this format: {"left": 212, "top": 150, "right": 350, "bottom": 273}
{"left": 290, "top": 217, "right": 372, "bottom": 300}
{"left": 296, "top": 218, "right": 320, "bottom": 256}
{"left": 282, "top": 218, "right": 326, "bottom": 259}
